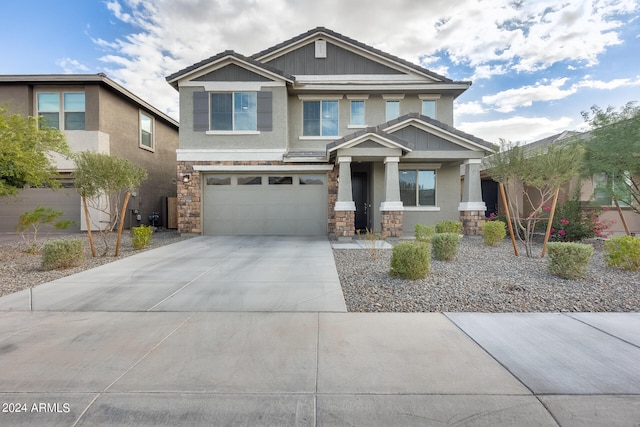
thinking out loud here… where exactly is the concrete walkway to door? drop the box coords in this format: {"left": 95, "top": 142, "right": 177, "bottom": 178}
{"left": 0, "top": 236, "right": 347, "bottom": 312}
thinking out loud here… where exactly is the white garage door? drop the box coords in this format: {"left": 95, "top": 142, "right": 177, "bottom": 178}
{"left": 202, "top": 173, "right": 327, "bottom": 236}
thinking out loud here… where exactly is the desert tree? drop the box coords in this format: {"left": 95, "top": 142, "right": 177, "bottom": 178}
{"left": 486, "top": 139, "right": 584, "bottom": 257}
{"left": 581, "top": 102, "right": 640, "bottom": 228}
{"left": 0, "top": 106, "right": 70, "bottom": 196}
{"left": 73, "top": 152, "right": 147, "bottom": 257}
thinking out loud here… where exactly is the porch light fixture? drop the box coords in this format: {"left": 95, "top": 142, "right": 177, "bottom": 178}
{"left": 182, "top": 174, "right": 190, "bottom": 183}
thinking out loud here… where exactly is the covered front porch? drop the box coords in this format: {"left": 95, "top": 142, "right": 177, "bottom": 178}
{"left": 326, "top": 122, "right": 489, "bottom": 239}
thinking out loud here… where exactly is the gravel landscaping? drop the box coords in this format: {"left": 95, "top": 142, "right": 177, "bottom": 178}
{"left": 1, "top": 233, "right": 638, "bottom": 312}
{"left": 333, "top": 237, "right": 640, "bottom": 312}
{"left": 0, "top": 231, "right": 193, "bottom": 297}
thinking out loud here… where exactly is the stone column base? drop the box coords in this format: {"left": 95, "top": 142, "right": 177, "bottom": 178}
{"left": 334, "top": 210, "right": 355, "bottom": 239}
{"left": 381, "top": 210, "right": 403, "bottom": 238}
{"left": 460, "top": 210, "right": 485, "bottom": 236}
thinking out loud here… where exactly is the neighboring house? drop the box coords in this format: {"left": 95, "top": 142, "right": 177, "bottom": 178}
{"left": 480, "top": 131, "right": 640, "bottom": 236}
{"left": 167, "top": 27, "right": 494, "bottom": 238}
{"left": 0, "top": 74, "right": 179, "bottom": 232}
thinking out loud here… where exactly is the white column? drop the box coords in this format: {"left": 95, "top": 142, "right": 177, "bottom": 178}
{"left": 380, "top": 156, "right": 404, "bottom": 211}
{"left": 458, "top": 158, "right": 487, "bottom": 211}
{"left": 335, "top": 156, "right": 356, "bottom": 211}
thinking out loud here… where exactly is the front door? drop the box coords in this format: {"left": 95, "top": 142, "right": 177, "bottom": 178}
{"left": 352, "top": 172, "right": 368, "bottom": 231}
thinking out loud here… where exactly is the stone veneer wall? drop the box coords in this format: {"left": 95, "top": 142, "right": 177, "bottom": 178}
{"left": 460, "top": 210, "right": 485, "bottom": 236}
{"left": 381, "top": 211, "right": 403, "bottom": 237}
{"left": 327, "top": 165, "right": 339, "bottom": 236}
{"left": 334, "top": 210, "right": 355, "bottom": 238}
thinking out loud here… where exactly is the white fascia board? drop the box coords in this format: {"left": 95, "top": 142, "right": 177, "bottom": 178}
{"left": 334, "top": 133, "right": 411, "bottom": 152}
{"left": 194, "top": 164, "right": 334, "bottom": 172}
{"left": 292, "top": 83, "right": 470, "bottom": 92}
{"left": 295, "top": 74, "right": 424, "bottom": 83}
{"left": 176, "top": 57, "right": 292, "bottom": 86}
{"left": 181, "top": 81, "right": 284, "bottom": 90}
{"left": 177, "top": 148, "right": 286, "bottom": 162}
{"left": 384, "top": 119, "right": 488, "bottom": 152}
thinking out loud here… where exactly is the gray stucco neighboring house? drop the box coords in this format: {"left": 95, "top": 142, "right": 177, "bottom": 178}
{"left": 167, "top": 27, "right": 494, "bottom": 238}
{"left": 0, "top": 74, "right": 179, "bottom": 232}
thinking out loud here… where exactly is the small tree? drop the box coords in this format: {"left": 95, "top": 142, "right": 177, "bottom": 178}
{"left": 486, "top": 140, "right": 584, "bottom": 257}
{"left": 73, "top": 152, "right": 147, "bottom": 257}
{"left": 582, "top": 102, "right": 640, "bottom": 217}
{"left": 0, "top": 106, "right": 70, "bottom": 196}
{"left": 16, "top": 206, "right": 74, "bottom": 253}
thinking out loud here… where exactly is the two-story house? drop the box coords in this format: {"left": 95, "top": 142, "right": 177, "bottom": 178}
{"left": 0, "top": 74, "right": 179, "bottom": 232}
{"left": 167, "top": 27, "right": 493, "bottom": 238}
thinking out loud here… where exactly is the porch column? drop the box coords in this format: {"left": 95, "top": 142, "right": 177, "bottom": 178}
{"left": 334, "top": 156, "right": 355, "bottom": 238}
{"left": 459, "top": 158, "right": 486, "bottom": 236}
{"left": 380, "top": 156, "right": 404, "bottom": 237}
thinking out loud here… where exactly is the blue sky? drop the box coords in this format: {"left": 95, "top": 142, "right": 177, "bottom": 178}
{"left": 2, "top": 0, "right": 639, "bottom": 144}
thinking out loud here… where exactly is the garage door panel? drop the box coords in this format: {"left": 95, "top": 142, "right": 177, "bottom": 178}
{"left": 203, "top": 173, "right": 327, "bottom": 236}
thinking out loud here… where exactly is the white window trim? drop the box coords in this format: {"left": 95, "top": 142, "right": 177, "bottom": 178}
{"left": 210, "top": 92, "right": 257, "bottom": 132}
{"left": 349, "top": 99, "right": 366, "bottom": 127}
{"left": 36, "top": 91, "right": 85, "bottom": 130}
{"left": 382, "top": 94, "right": 405, "bottom": 100}
{"left": 399, "top": 167, "right": 438, "bottom": 208}
{"left": 301, "top": 99, "right": 340, "bottom": 137}
{"left": 418, "top": 94, "right": 441, "bottom": 100}
{"left": 139, "top": 110, "right": 155, "bottom": 152}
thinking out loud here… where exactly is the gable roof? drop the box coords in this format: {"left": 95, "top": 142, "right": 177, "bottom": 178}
{"left": 0, "top": 73, "right": 178, "bottom": 128}
{"left": 326, "top": 126, "right": 412, "bottom": 154}
{"left": 252, "top": 27, "right": 459, "bottom": 84}
{"left": 166, "top": 50, "right": 295, "bottom": 89}
{"left": 383, "top": 113, "right": 496, "bottom": 152}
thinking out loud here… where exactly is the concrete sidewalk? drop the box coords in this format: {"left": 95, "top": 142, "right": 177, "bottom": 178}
{"left": 1, "top": 311, "right": 639, "bottom": 426}
{"left": 0, "top": 237, "right": 639, "bottom": 425}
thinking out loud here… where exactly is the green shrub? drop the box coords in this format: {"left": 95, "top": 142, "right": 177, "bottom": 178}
{"left": 41, "top": 239, "right": 84, "bottom": 270}
{"left": 131, "top": 224, "right": 153, "bottom": 250}
{"left": 16, "top": 205, "right": 74, "bottom": 253}
{"left": 414, "top": 224, "right": 436, "bottom": 242}
{"left": 547, "top": 242, "right": 594, "bottom": 279}
{"left": 604, "top": 236, "right": 640, "bottom": 271}
{"left": 431, "top": 233, "right": 460, "bottom": 261}
{"left": 483, "top": 220, "right": 507, "bottom": 246}
{"left": 390, "top": 241, "right": 431, "bottom": 280}
{"left": 435, "top": 220, "right": 463, "bottom": 234}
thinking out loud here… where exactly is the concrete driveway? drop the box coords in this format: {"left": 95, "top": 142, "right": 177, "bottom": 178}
{"left": 0, "top": 235, "right": 347, "bottom": 312}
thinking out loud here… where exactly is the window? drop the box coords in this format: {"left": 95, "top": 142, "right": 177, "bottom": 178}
{"left": 210, "top": 92, "right": 256, "bottom": 131}
{"left": 299, "top": 175, "right": 326, "bottom": 185}
{"left": 399, "top": 169, "right": 436, "bottom": 206}
{"left": 386, "top": 100, "right": 400, "bottom": 121}
{"left": 269, "top": 176, "right": 293, "bottom": 185}
{"left": 37, "top": 92, "right": 85, "bottom": 130}
{"left": 303, "top": 100, "right": 338, "bottom": 136}
{"left": 421, "top": 100, "right": 436, "bottom": 119}
{"left": 238, "top": 176, "right": 262, "bottom": 185}
{"left": 206, "top": 176, "right": 230, "bottom": 185}
{"left": 350, "top": 100, "right": 365, "bottom": 126}
{"left": 139, "top": 111, "right": 154, "bottom": 150}
{"left": 594, "top": 172, "right": 631, "bottom": 206}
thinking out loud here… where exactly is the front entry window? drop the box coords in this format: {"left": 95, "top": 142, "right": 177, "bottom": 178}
{"left": 399, "top": 169, "right": 436, "bottom": 206}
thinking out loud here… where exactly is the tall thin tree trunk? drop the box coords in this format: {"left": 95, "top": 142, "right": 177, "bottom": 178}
{"left": 541, "top": 188, "right": 560, "bottom": 257}
{"left": 115, "top": 191, "right": 131, "bottom": 257}
{"left": 82, "top": 195, "right": 96, "bottom": 257}
{"left": 499, "top": 182, "right": 519, "bottom": 256}
{"left": 614, "top": 197, "right": 631, "bottom": 236}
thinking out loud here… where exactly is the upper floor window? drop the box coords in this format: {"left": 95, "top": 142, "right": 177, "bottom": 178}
{"left": 303, "top": 100, "right": 338, "bottom": 136}
{"left": 350, "top": 100, "right": 365, "bottom": 126}
{"left": 210, "top": 92, "right": 257, "bottom": 131}
{"left": 37, "top": 92, "right": 85, "bottom": 130}
{"left": 421, "top": 100, "right": 436, "bottom": 119}
{"left": 139, "top": 111, "right": 154, "bottom": 151}
{"left": 399, "top": 169, "right": 436, "bottom": 207}
{"left": 385, "top": 100, "right": 400, "bottom": 121}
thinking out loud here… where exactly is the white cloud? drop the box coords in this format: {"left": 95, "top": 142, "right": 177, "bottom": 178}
{"left": 56, "top": 58, "right": 90, "bottom": 73}
{"left": 459, "top": 115, "right": 576, "bottom": 144}
{"left": 482, "top": 78, "right": 576, "bottom": 113}
{"left": 455, "top": 101, "right": 486, "bottom": 116}
{"left": 94, "top": 0, "right": 638, "bottom": 117}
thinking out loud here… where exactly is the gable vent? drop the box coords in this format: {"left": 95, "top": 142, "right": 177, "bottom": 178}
{"left": 315, "top": 40, "right": 327, "bottom": 58}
